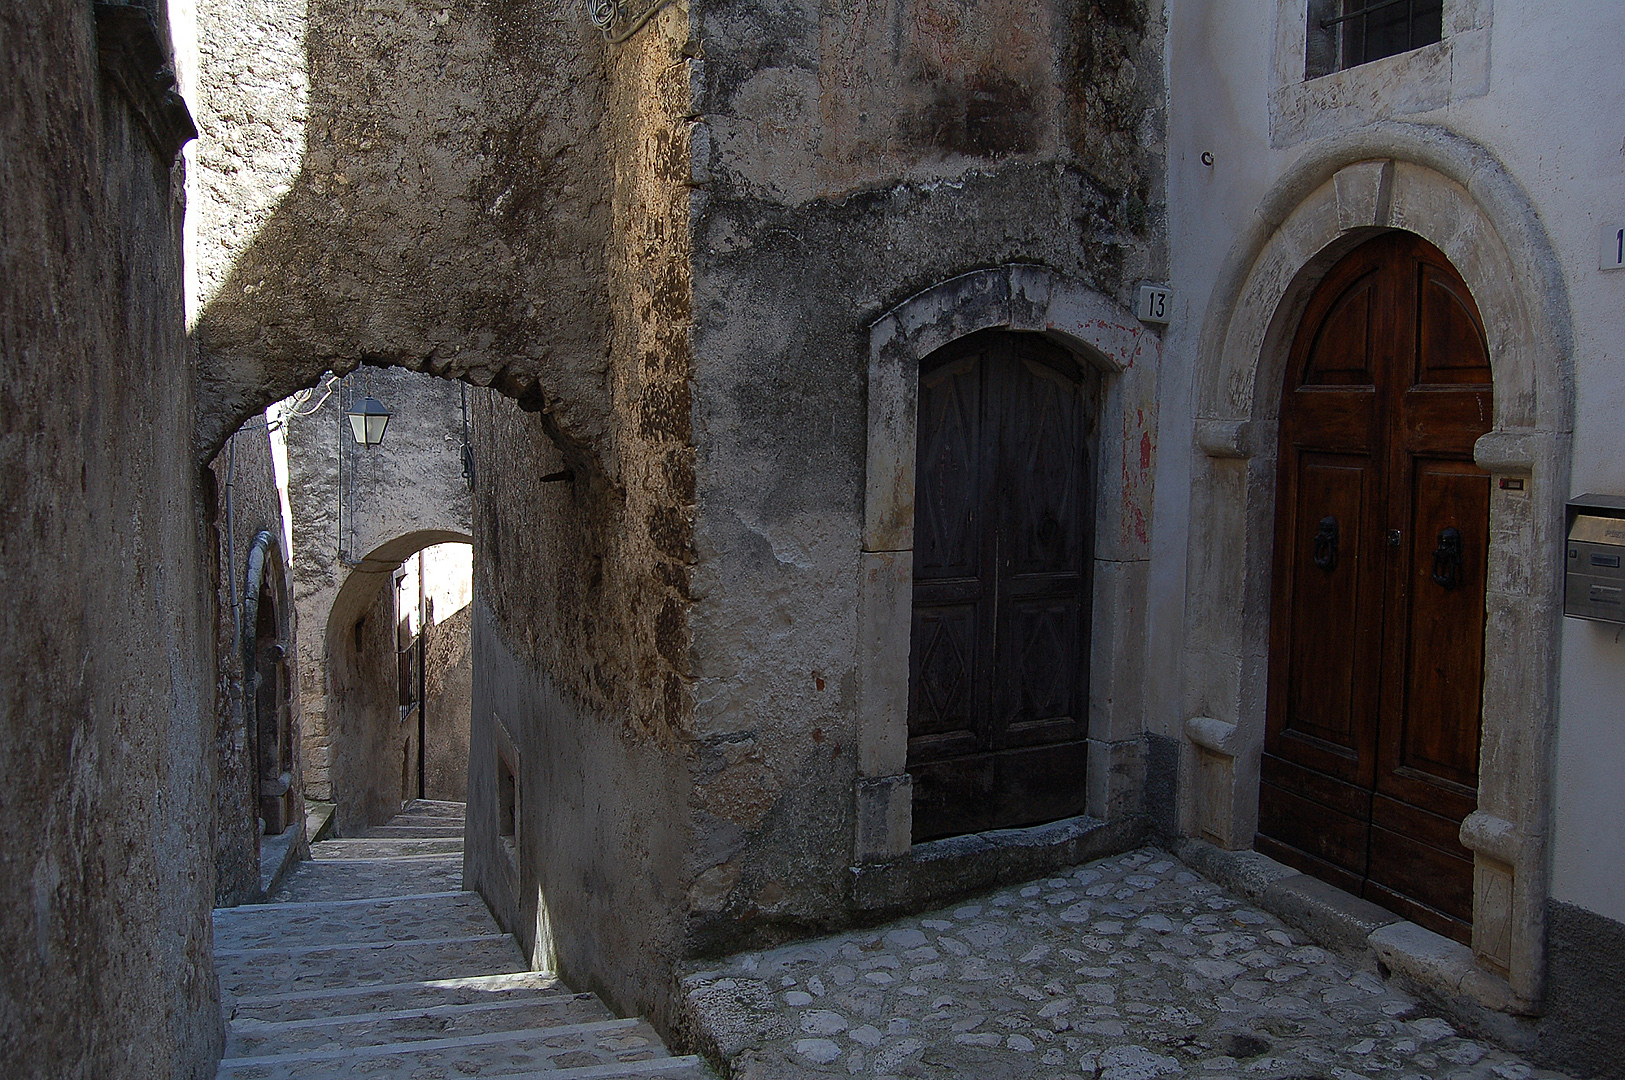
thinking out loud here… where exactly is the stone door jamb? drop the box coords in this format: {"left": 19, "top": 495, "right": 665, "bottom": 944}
{"left": 1179, "top": 124, "right": 1573, "bottom": 1007}
{"left": 854, "top": 265, "right": 1163, "bottom": 863}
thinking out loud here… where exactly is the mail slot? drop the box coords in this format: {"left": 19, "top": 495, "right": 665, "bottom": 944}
{"left": 1566, "top": 495, "right": 1625, "bottom": 623}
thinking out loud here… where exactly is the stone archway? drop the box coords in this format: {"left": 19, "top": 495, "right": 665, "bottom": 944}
{"left": 1180, "top": 126, "right": 1574, "bottom": 1007}
{"left": 313, "top": 529, "right": 473, "bottom": 831}
{"left": 855, "top": 265, "right": 1164, "bottom": 861}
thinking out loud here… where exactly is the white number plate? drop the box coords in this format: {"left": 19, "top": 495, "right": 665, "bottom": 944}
{"left": 1136, "top": 283, "right": 1173, "bottom": 324}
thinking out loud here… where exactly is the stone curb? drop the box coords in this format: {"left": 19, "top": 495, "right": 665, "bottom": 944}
{"left": 1172, "top": 837, "right": 1540, "bottom": 1053}
{"left": 259, "top": 821, "right": 305, "bottom": 902}
{"left": 849, "top": 814, "right": 1148, "bottom": 915}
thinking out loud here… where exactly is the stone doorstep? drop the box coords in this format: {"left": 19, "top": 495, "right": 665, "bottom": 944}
{"left": 305, "top": 800, "right": 336, "bottom": 844}
{"left": 1172, "top": 837, "right": 1539, "bottom": 1050}
{"left": 848, "top": 813, "right": 1148, "bottom": 914}
{"left": 259, "top": 822, "right": 304, "bottom": 901}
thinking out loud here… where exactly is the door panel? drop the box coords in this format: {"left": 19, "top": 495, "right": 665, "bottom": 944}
{"left": 907, "top": 605, "right": 980, "bottom": 759}
{"left": 1281, "top": 455, "right": 1377, "bottom": 760}
{"left": 915, "top": 358, "right": 985, "bottom": 579}
{"left": 908, "top": 332, "right": 1096, "bottom": 841}
{"left": 1259, "top": 232, "right": 1491, "bottom": 943}
{"left": 1387, "top": 461, "right": 1487, "bottom": 797}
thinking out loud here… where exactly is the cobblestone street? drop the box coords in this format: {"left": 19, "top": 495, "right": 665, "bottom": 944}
{"left": 683, "top": 848, "right": 1572, "bottom": 1080}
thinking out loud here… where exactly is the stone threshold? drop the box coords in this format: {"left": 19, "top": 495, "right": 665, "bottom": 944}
{"left": 849, "top": 813, "right": 1147, "bottom": 915}
{"left": 1173, "top": 837, "right": 1541, "bottom": 1053}
{"left": 258, "top": 821, "right": 304, "bottom": 901}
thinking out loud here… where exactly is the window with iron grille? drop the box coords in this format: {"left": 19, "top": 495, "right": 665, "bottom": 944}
{"left": 1306, "top": 0, "right": 1444, "bottom": 77}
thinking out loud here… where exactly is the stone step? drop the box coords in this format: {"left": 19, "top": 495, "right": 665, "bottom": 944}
{"left": 308, "top": 836, "right": 464, "bottom": 859}
{"left": 226, "top": 991, "right": 614, "bottom": 1056}
{"left": 214, "top": 891, "right": 499, "bottom": 951}
{"left": 227, "top": 971, "right": 570, "bottom": 1024}
{"left": 271, "top": 855, "right": 463, "bottom": 902}
{"left": 401, "top": 798, "right": 467, "bottom": 818}
{"left": 218, "top": 935, "right": 528, "bottom": 999}
{"left": 215, "top": 1017, "right": 699, "bottom": 1079}
{"left": 310, "top": 849, "right": 465, "bottom": 864}
{"left": 355, "top": 824, "right": 466, "bottom": 838}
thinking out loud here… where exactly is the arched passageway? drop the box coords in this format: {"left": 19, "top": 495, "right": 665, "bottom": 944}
{"left": 319, "top": 531, "right": 473, "bottom": 833}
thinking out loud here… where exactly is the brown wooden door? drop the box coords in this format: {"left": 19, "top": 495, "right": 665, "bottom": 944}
{"left": 1258, "top": 232, "right": 1492, "bottom": 942}
{"left": 908, "top": 331, "right": 1097, "bottom": 841}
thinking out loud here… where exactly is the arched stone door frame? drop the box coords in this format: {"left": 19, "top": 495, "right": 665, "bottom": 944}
{"left": 243, "top": 530, "right": 298, "bottom": 834}
{"left": 1180, "top": 124, "right": 1574, "bottom": 1007}
{"left": 855, "top": 265, "right": 1163, "bottom": 861}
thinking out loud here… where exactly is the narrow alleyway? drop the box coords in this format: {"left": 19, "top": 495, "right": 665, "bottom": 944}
{"left": 683, "top": 848, "right": 1576, "bottom": 1080}
{"left": 211, "top": 801, "right": 712, "bottom": 1079}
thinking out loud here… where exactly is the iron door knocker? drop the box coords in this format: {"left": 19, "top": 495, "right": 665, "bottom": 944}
{"left": 1313, "top": 516, "right": 1339, "bottom": 572}
{"left": 1432, "top": 526, "right": 1464, "bottom": 590}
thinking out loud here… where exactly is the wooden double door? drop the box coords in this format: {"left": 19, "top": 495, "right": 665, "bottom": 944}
{"left": 907, "top": 331, "right": 1098, "bottom": 841}
{"left": 1258, "top": 232, "right": 1493, "bottom": 942}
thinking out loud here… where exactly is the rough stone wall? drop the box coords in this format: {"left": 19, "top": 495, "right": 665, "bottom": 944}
{"left": 283, "top": 367, "right": 471, "bottom": 804}
{"left": 209, "top": 418, "right": 301, "bottom": 906}
{"left": 682, "top": 0, "right": 1165, "bottom": 954}
{"left": 423, "top": 603, "right": 473, "bottom": 801}
{"left": 465, "top": 0, "right": 702, "bottom": 1029}
{"left": 0, "top": 3, "right": 220, "bottom": 1076}
{"left": 188, "top": 0, "right": 616, "bottom": 459}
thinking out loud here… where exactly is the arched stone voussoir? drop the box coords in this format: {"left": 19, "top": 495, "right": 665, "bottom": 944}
{"left": 194, "top": 343, "right": 615, "bottom": 472}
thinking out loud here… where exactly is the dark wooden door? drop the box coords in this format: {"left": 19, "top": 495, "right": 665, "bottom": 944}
{"left": 1258, "top": 232, "right": 1493, "bottom": 942}
{"left": 908, "top": 331, "right": 1097, "bottom": 841}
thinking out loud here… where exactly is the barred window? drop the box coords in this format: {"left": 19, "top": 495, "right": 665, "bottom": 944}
{"left": 1307, "top": 0, "right": 1444, "bottom": 77}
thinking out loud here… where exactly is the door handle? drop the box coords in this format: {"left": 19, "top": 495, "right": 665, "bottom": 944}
{"left": 1312, "top": 516, "right": 1339, "bottom": 571}
{"left": 1431, "top": 526, "right": 1463, "bottom": 590}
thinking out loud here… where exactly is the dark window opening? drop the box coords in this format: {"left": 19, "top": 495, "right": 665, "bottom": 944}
{"left": 1307, "top": 0, "right": 1444, "bottom": 77}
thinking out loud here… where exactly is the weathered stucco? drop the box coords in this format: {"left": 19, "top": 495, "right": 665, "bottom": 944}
{"left": 681, "top": 0, "right": 1164, "bottom": 958}
{"left": 0, "top": 2, "right": 219, "bottom": 1075}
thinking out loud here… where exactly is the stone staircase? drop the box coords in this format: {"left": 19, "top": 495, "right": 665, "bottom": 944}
{"left": 212, "top": 799, "right": 711, "bottom": 1080}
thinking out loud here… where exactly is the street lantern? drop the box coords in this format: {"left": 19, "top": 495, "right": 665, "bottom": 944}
{"left": 345, "top": 396, "right": 392, "bottom": 446}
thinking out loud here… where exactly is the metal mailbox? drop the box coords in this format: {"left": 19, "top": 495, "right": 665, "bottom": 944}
{"left": 1566, "top": 495, "right": 1625, "bottom": 623}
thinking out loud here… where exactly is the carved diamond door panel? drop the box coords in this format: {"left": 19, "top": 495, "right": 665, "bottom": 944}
{"left": 908, "top": 331, "right": 1097, "bottom": 842}
{"left": 1259, "top": 232, "right": 1492, "bottom": 943}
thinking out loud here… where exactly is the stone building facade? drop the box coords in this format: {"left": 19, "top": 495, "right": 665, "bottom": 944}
{"left": 5, "top": 1, "right": 1625, "bottom": 1079}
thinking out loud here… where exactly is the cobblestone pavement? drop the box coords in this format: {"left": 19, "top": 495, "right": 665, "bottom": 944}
{"left": 683, "top": 848, "right": 1571, "bottom": 1080}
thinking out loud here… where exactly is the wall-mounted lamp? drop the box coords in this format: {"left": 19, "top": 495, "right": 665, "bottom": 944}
{"left": 345, "top": 396, "right": 392, "bottom": 446}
